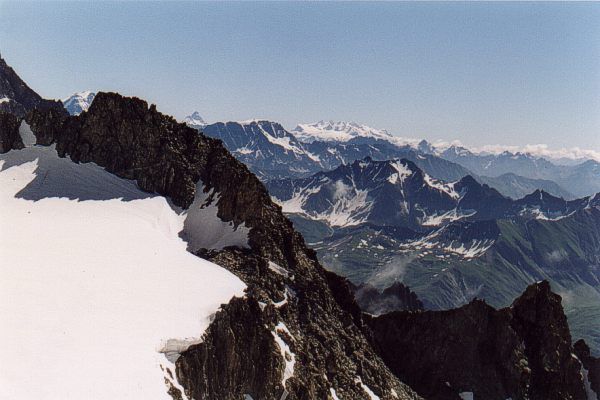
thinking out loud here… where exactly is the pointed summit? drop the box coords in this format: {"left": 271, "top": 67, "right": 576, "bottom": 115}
{"left": 184, "top": 111, "right": 207, "bottom": 129}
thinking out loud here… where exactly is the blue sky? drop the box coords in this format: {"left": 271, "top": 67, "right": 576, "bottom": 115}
{"left": 1, "top": 1, "right": 599, "bottom": 153}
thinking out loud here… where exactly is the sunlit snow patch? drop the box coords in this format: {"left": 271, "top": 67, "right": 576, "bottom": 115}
{"left": 519, "top": 206, "right": 574, "bottom": 221}
{"left": 269, "top": 261, "right": 291, "bottom": 278}
{"left": 387, "top": 160, "right": 413, "bottom": 185}
{"left": 442, "top": 239, "right": 494, "bottom": 259}
{"left": 424, "top": 173, "right": 460, "bottom": 199}
{"left": 0, "top": 141, "right": 246, "bottom": 400}
{"left": 329, "top": 388, "right": 342, "bottom": 400}
{"left": 421, "top": 209, "right": 475, "bottom": 227}
{"left": 274, "top": 179, "right": 372, "bottom": 227}
{"left": 272, "top": 322, "right": 296, "bottom": 388}
{"left": 400, "top": 228, "right": 494, "bottom": 260}
{"left": 355, "top": 376, "right": 381, "bottom": 400}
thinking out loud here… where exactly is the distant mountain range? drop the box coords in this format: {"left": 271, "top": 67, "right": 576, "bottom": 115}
{"left": 3, "top": 55, "right": 600, "bottom": 399}
{"left": 192, "top": 117, "right": 599, "bottom": 199}
{"left": 440, "top": 145, "right": 600, "bottom": 198}
{"left": 269, "top": 157, "right": 600, "bottom": 353}
{"left": 267, "top": 157, "right": 592, "bottom": 231}
{"left": 479, "top": 173, "right": 575, "bottom": 200}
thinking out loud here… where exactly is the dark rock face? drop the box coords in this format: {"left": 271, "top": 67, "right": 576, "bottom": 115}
{"left": 27, "top": 93, "right": 204, "bottom": 208}
{"left": 0, "top": 111, "right": 23, "bottom": 153}
{"left": 453, "top": 174, "right": 514, "bottom": 219}
{"left": 353, "top": 281, "right": 424, "bottom": 315}
{"left": 366, "top": 281, "right": 587, "bottom": 400}
{"left": 515, "top": 188, "right": 589, "bottom": 216}
{"left": 367, "top": 300, "right": 526, "bottom": 400}
{"left": 509, "top": 281, "right": 586, "bottom": 400}
{"left": 26, "top": 92, "right": 421, "bottom": 400}
{"left": 0, "top": 55, "right": 65, "bottom": 117}
{"left": 176, "top": 297, "right": 283, "bottom": 400}
{"left": 574, "top": 339, "right": 600, "bottom": 398}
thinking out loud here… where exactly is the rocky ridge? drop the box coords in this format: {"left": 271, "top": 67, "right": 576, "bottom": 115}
{"left": 352, "top": 281, "right": 424, "bottom": 315}
{"left": 365, "top": 281, "right": 593, "bottom": 400}
{"left": 0, "top": 55, "right": 64, "bottom": 117}
{"left": 25, "top": 92, "right": 421, "bottom": 400}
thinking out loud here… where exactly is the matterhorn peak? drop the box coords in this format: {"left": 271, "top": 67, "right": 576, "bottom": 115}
{"left": 184, "top": 111, "right": 207, "bottom": 129}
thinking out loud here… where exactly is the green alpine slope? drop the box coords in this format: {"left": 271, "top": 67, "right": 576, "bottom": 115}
{"left": 303, "top": 206, "right": 600, "bottom": 354}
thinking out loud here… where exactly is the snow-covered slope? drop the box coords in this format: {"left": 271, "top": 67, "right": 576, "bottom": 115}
{"left": 62, "top": 91, "right": 96, "bottom": 115}
{"left": 0, "top": 124, "right": 246, "bottom": 400}
{"left": 183, "top": 111, "right": 207, "bottom": 129}
{"left": 293, "top": 120, "right": 395, "bottom": 143}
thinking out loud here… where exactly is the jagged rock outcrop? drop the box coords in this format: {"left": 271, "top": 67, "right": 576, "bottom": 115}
{"left": 366, "top": 281, "right": 588, "bottom": 400}
{"left": 26, "top": 92, "right": 421, "bottom": 400}
{"left": 352, "top": 281, "right": 424, "bottom": 315}
{"left": 176, "top": 297, "right": 283, "bottom": 399}
{"left": 510, "top": 281, "right": 586, "bottom": 400}
{"left": 0, "top": 111, "right": 23, "bottom": 153}
{"left": 27, "top": 94, "right": 203, "bottom": 208}
{"left": 0, "top": 55, "right": 65, "bottom": 117}
{"left": 574, "top": 339, "right": 600, "bottom": 399}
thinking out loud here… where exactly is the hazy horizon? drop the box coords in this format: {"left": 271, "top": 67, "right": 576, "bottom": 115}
{"left": 1, "top": 1, "right": 599, "bottom": 158}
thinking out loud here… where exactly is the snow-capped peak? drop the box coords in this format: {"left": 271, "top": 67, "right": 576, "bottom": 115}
{"left": 441, "top": 145, "right": 473, "bottom": 157}
{"left": 292, "top": 120, "right": 393, "bottom": 143}
{"left": 62, "top": 91, "right": 96, "bottom": 116}
{"left": 184, "top": 111, "right": 207, "bottom": 128}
